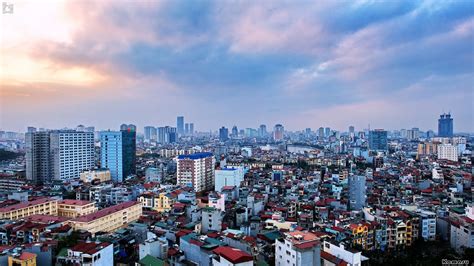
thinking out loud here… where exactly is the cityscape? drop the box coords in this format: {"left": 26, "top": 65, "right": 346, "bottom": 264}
{"left": 0, "top": 1, "right": 473, "bottom": 266}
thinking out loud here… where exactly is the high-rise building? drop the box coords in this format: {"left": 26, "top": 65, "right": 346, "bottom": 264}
{"left": 189, "top": 123, "right": 194, "bottom": 136}
{"left": 100, "top": 126, "right": 136, "bottom": 183}
{"left": 157, "top": 126, "right": 177, "bottom": 144}
{"left": 349, "top": 126, "right": 355, "bottom": 134}
{"left": 407, "top": 127, "right": 420, "bottom": 140}
{"left": 273, "top": 124, "right": 284, "bottom": 141}
{"left": 26, "top": 131, "right": 51, "bottom": 184}
{"left": 27, "top": 127, "right": 37, "bottom": 133}
{"left": 437, "top": 144, "right": 458, "bottom": 162}
{"left": 318, "top": 127, "right": 324, "bottom": 139}
{"left": 26, "top": 130, "right": 95, "bottom": 183}
{"left": 348, "top": 175, "right": 367, "bottom": 210}
{"left": 231, "top": 126, "right": 238, "bottom": 138}
{"left": 219, "top": 127, "right": 229, "bottom": 142}
{"left": 177, "top": 152, "right": 215, "bottom": 192}
{"left": 258, "top": 124, "right": 267, "bottom": 137}
{"left": 368, "top": 129, "right": 388, "bottom": 151}
{"left": 185, "top": 123, "right": 190, "bottom": 135}
{"left": 144, "top": 126, "right": 156, "bottom": 141}
{"left": 438, "top": 113, "right": 453, "bottom": 137}
{"left": 324, "top": 127, "right": 331, "bottom": 138}
{"left": 177, "top": 116, "right": 184, "bottom": 135}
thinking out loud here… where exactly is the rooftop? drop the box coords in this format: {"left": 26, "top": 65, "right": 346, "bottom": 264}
{"left": 72, "top": 201, "right": 140, "bottom": 222}
{"left": 178, "top": 152, "right": 213, "bottom": 160}
{"left": 213, "top": 246, "right": 253, "bottom": 264}
{"left": 0, "top": 198, "right": 56, "bottom": 213}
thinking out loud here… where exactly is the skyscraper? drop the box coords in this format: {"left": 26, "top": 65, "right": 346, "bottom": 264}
{"left": 273, "top": 124, "right": 284, "bottom": 141}
{"left": 348, "top": 175, "right": 367, "bottom": 210}
{"left": 324, "top": 127, "right": 331, "bottom": 138}
{"left": 177, "top": 152, "right": 215, "bottom": 192}
{"left": 177, "top": 116, "right": 184, "bottom": 135}
{"left": 438, "top": 113, "right": 453, "bottom": 137}
{"left": 318, "top": 127, "right": 324, "bottom": 139}
{"left": 26, "top": 130, "right": 95, "bottom": 183}
{"left": 231, "top": 126, "right": 238, "bottom": 138}
{"left": 258, "top": 124, "right": 267, "bottom": 138}
{"left": 219, "top": 127, "right": 229, "bottom": 142}
{"left": 100, "top": 126, "right": 136, "bottom": 183}
{"left": 144, "top": 126, "right": 155, "bottom": 141}
{"left": 349, "top": 126, "right": 355, "bottom": 134}
{"left": 185, "top": 123, "right": 190, "bottom": 135}
{"left": 189, "top": 123, "right": 194, "bottom": 136}
{"left": 369, "top": 129, "right": 388, "bottom": 151}
{"left": 157, "top": 126, "right": 177, "bottom": 144}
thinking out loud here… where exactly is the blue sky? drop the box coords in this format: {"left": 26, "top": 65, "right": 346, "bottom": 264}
{"left": 1, "top": 0, "right": 473, "bottom": 132}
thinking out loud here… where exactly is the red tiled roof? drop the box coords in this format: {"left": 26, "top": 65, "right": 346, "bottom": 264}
{"left": 72, "top": 201, "right": 140, "bottom": 223}
{"left": 213, "top": 246, "right": 253, "bottom": 264}
{"left": 321, "top": 250, "right": 348, "bottom": 266}
{"left": 18, "top": 252, "right": 36, "bottom": 261}
{"left": 58, "top": 199, "right": 93, "bottom": 206}
{"left": 0, "top": 198, "right": 56, "bottom": 213}
{"left": 71, "top": 242, "right": 111, "bottom": 255}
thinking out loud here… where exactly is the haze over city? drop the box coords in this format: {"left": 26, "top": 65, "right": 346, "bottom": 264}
{"left": 1, "top": 1, "right": 473, "bottom": 132}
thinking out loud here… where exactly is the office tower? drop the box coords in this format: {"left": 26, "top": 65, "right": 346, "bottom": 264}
{"left": 177, "top": 116, "right": 184, "bottom": 135}
{"left": 214, "top": 167, "right": 245, "bottom": 192}
{"left": 438, "top": 113, "right": 453, "bottom": 137}
{"left": 368, "top": 129, "right": 388, "bottom": 151}
{"left": 189, "top": 123, "right": 194, "bottom": 136}
{"left": 348, "top": 175, "right": 367, "bottom": 210}
{"left": 26, "top": 130, "right": 95, "bottom": 183}
{"left": 349, "top": 126, "right": 355, "bottom": 134}
{"left": 157, "top": 126, "right": 177, "bottom": 144}
{"left": 231, "top": 126, "right": 238, "bottom": 138}
{"left": 219, "top": 127, "right": 229, "bottom": 142}
{"left": 144, "top": 126, "right": 155, "bottom": 141}
{"left": 437, "top": 144, "right": 458, "bottom": 162}
{"left": 426, "top": 130, "right": 435, "bottom": 139}
{"left": 177, "top": 152, "right": 215, "bottom": 192}
{"left": 273, "top": 124, "right": 284, "bottom": 141}
{"left": 27, "top": 127, "right": 37, "bottom": 133}
{"left": 100, "top": 126, "right": 136, "bottom": 183}
{"left": 185, "top": 123, "right": 190, "bottom": 135}
{"left": 26, "top": 131, "right": 51, "bottom": 184}
{"left": 318, "top": 127, "right": 324, "bottom": 139}
{"left": 258, "top": 124, "right": 267, "bottom": 137}
{"left": 120, "top": 124, "right": 136, "bottom": 132}
{"left": 324, "top": 127, "right": 331, "bottom": 137}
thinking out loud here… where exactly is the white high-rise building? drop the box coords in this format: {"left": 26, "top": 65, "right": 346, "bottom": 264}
{"left": 177, "top": 152, "right": 215, "bottom": 192}
{"left": 214, "top": 167, "right": 245, "bottom": 192}
{"left": 437, "top": 144, "right": 458, "bottom": 161}
{"left": 26, "top": 130, "right": 95, "bottom": 183}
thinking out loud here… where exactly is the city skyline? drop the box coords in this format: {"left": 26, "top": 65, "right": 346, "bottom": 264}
{"left": 1, "top": 1, "right": 473, "bottom": 132}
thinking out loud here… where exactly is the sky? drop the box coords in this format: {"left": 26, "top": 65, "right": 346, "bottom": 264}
{"left": 0, "top": 0, "right": 473, "bottom": 133}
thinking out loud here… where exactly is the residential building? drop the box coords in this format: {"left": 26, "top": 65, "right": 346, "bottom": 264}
{"left": 275, "top": 231, "right": 320, "bottom": 266}
{"left": 56, "top": 242, "right": 113, "bottom": 266}
{"left": 177, "top": 116, "right": 184, "bottom": 135}
{"left": 215, "top": 167, "right": 245, "bottom": 192}
{"left": 202, "top": 207, "right": 223, "bottom": 233}
{"left": 219, "top": 127, "right": 229, "bottom": 142}
{"left": 80, "top": 169, "right": 111, "bottom": 183}
{"left": 8, "top": 252, "right": 37, "bottom": 266}
{"left": 348, "top": 175, "right": 366, "bottom": 211}
{"left": 177, "top": 152, "right": 215, "bottom": 192}
{"left": 273, "top": 124, "right": 284, "bottom": 141}
{"left": 437, "top": 144, "right": 458, "bottom": 161}
{"left": 26, "top": 130, "right": 95, "bottom": 183}
{"left": 419, "top": 210, "right": 436, "bottom": 241}
{"left": 322, "top": 240, "right": 368, "bottom": 266}
{"left": 139, "top": 237, "right": 168, "bottom": 260}
{"left": 212, "top": 246, "right": 253, "bottom": 266}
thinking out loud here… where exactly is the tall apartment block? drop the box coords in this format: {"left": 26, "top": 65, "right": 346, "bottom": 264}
{"left": 26, "top": 130, "right": 95, "bottom": 183}
{"left": 177, "top": 152, "right": 215, "bottom": 193}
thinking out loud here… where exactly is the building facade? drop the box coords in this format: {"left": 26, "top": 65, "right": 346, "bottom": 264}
{"left": 100, "top": 128, "right": 136, "bottom": 183}
{"left": 177, "top": 152, "right": 216, "bottom": 192}
{"left": 438, "top": 113, "right": 453, "bottom": 137}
